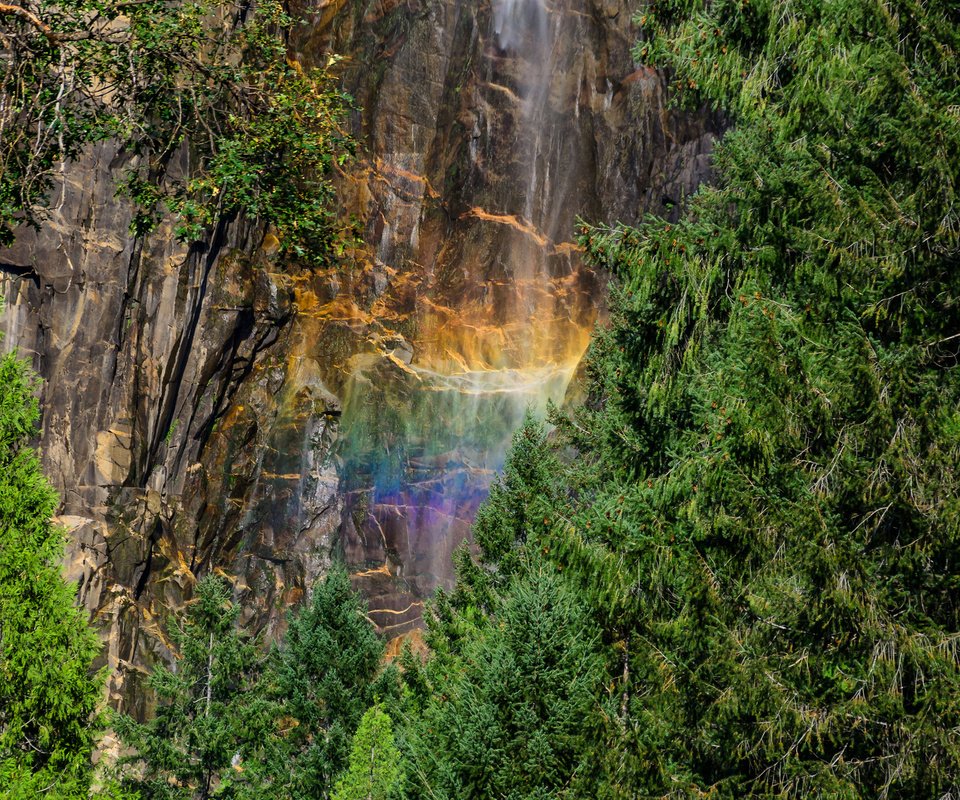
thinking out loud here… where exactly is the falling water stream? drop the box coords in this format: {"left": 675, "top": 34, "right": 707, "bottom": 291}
{"left": 336, "top": 0, "right": 601, "bottom": 632}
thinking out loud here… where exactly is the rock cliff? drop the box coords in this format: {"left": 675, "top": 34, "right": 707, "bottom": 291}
{"left": 0, "top": 0, "right": 719, "bottom": 712}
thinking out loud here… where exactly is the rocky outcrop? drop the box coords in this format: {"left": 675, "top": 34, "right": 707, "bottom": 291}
{"left": 1, "top": 146, "right": 340, "bottom": 714}
{"left": 0, "top": 0, "right": 720, "bottom": 711}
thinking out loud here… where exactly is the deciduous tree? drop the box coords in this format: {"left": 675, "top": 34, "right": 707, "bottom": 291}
{"left": 0, "top": 0, "right": 351, "bottom": 260}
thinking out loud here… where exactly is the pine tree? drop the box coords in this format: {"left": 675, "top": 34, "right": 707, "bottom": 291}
{"left": 0, "top": 351, "right": 104, "bottom": 798}
{"left": 115, "top": 575, "right": 276, "bottom": 799}
{"left": 429, "top": 414, "right": 561, "bottom": 652}
{"left": 331, "top": 705, "right": 400, "bottom": 800}
{"left": 405, "top": 566, "right": 604, "bottom": 800}
{"left": 116, "top": 566, "right": 394, "bottom": 800}
{"left": 540, "top": 0, "right": 960, "bottom": 795}
{"left": 272, "top": 566, "right": 397, "bottom": 800}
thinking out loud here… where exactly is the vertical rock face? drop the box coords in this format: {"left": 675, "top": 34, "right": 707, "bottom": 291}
{"left": 0, "top": 151, "right": 342, "bottom": 714}
{"left": 309, "top": 0, "right": 719, "bottom": 634}
{"left": 0, "top": 0, "right": 718, "bottom": 709}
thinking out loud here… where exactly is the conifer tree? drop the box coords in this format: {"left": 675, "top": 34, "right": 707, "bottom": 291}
{"left": 429, "top": 414, "right": 561, "bottom": 652}
{"left": 331, "top": 705, "right": 400, "bottom": 800}
{"left": 116, "top": 566, "right": 394, "bottom": 800}
{"left": 541, "top": 0, "right": 960, "bottom": 795}
{"left": 405, "top": 567, "right": 604, "bottom": 800}
{"left": 273, "top": 566, "right": 397, "bottom": 800}
{"left": 115, "top": 575, "right": 275, "bottom": 799}
{"left": 0, "top": 350, "right": 104, "bottom": 799}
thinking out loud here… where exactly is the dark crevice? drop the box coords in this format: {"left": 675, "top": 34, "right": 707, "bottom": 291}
{"left": 114, "top": 236, "right": 145, "bottom": 358}
{"left": 142, "top": 214, "right": 237, "bottom": 486}
{"left": 250, "top": 551, "right": 291, "bottom": 566}
{"left": 133, "top": 518, "right": 163, "bottom": 600}
{"left": 0, "top": 261, "right": 41, "bottom": 290}
{"left": 192, "top": 306, "right": 290, "bottom": 461}
{"left": 171, "top": 303, "right": 256, "bottom": 467}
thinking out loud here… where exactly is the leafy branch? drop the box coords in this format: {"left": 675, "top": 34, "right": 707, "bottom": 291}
{"left": 0, "top": 0, "right": 352, "bottom": 262}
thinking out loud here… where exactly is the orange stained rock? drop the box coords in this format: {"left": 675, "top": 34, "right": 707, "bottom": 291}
{"left": 314, "top": 0, "right": 349, "bottom": 31}
{"left": 552, "top": 241, "right": 586, "bottom": 256}
{"left": 373, "top": 157, "right": 441, "bottom": 200}
{"left": 351, "top": 564, "right": 393, "bottom": 579}
{"left": 368, "top": 600, "right": 425, "bottom": 617}
{"left": 297, "top": 293, "right": 374, "bottom": 326}
{"left": 259, "top": 472, "right": 307, "bottom": 481}
{"left": 383, "top": 627, "right": 428, "bottom": 662}
{"left": 366, "top": 601, "right": 428, "bottom": 635}
{"left": 622, "top": 65, "right": 659, "bottom": 85}
{"left": 483, "top": 81, "right": 523, "bottom": 105}
{"left": 362, "top": 0, "right": 409, "bottom": 25}
{"left": 462, "top": 206, "right": 549, "bottom": 248}
{"left": 213, "top": 566, "right": 238, "bottom": 584}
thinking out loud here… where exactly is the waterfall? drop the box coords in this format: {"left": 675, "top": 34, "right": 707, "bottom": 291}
{"left": 492, "top": 0, "right": 549, "bottom": 56}
{"left": 337, "top": 0, "right": 608, "bottom": 631}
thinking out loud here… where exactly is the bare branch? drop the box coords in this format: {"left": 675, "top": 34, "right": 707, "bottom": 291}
{"left": 0, "top": 2, "right": 55, "bottom": 40}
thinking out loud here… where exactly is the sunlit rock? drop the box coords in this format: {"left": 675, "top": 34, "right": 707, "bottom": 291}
{"left": 0, "top": 0, "right": 720, "bottom": 706}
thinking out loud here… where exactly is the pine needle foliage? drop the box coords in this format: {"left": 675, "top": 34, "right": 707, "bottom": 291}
{"left": 115, "top": 567, "right": 396, "bottom": 800}
{"left": 114, "top": 575, "right": 277, "bottom": 800}
{"left": 331, "top": 705, "right": 400, "bottom": 800}
{"left": 273, "top": 566, "right": 398, "bottom": 800}
{"left": 420, "top": 0, "right": 960, "bottom": 797}
{"left": 0, "top": 351, "right": 104, "bottom": 799}
{"left": 404, "top": 567, "right": 604, "bottom": 800}
{"left": 427, "top": 414, "right": 563, "bottom": 651}
{"left": 549, "top": 0, "right": 960, "bottom": 795}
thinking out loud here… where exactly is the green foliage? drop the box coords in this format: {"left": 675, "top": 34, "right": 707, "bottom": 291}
{"left": 115, "top": 567, "right": 394, "bottom": 800}
{"left": 0, "top": 0, "right": 351, "bottom": 261}
{"left": 0, "top": 351, "right": 104, "bottom": 798}
{"left": 331, "top": 705, "right": 400, "bottom": 800}
{"left": 472, "top": 413, "right": 559, "bottom": 581}
{"left": 409, "top": 0, "right": 960, "bottom": 797}
{"left": 272, "top": 566, "right": 398, "bottom": 800}
{"left": 404, "top": 567, "right": 604, "bottom": 800}
{"left": 114, "top": 575, "right": 276, "bottom": 800}
{"left": 427, "top": 414, "right": 561, "bottom": 651}
{"left": 553, "top": 0, "right": 960, "bottom": 795}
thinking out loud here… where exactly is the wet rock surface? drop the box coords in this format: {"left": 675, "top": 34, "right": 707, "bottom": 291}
{"left": 308, "top": 0, "right": 721, "bottom": 633}
{"left": 1, "top": 0, "right": 720, "bottom": 709}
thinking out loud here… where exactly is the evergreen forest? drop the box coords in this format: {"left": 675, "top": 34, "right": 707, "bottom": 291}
{"left": 1, "top": 0, "right": 959, "bottom": 797}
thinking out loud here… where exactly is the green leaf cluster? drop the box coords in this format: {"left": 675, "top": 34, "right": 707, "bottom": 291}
{"left": 0, "top": 0, "right": 352, "bottom": 262}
